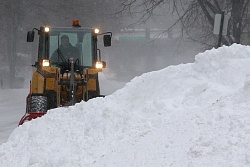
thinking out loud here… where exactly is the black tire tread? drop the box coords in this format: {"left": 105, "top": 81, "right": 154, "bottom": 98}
{"left": 30, "top": 95, "right": 47, "bottom": 112}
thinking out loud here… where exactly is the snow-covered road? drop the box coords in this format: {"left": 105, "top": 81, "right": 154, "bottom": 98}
{"left": 0, "top": 89, "right": 28, "bottom": 144}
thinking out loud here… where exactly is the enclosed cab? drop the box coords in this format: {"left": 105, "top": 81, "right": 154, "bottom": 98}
{"left": 19, "top": 21, "right": 112, "bottom": 125}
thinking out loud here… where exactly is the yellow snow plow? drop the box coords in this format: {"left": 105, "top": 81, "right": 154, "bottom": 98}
{"left": 19, "top": 20, "right": 112, "bottom": 125}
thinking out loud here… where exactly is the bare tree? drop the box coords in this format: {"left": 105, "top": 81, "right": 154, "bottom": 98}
{"left": 0, "top": 1, "right": 23, "bottom": 88}
{"left": 118, "top": 0, "right": 250, "bottom": 47}
{"left": 0, "top": 0, "right": 122, "bottom": 88}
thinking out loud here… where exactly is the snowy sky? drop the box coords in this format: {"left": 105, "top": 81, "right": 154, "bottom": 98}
{"left": 1, "top": 44, "right": 250, "bottom": 166}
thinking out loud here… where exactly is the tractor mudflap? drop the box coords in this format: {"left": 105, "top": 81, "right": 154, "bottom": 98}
{"left": 18, "top": 112, "right": 46, "bottom": 126}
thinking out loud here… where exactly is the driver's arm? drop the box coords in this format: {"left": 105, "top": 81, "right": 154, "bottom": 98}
{"left": 51, "top": 49, "right": 66, "bottom": 63}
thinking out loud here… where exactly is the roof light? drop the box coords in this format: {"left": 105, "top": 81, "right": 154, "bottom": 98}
{"left": 44, "top": 27, "right": 49, "bottom": 32}
{"left": 72, "top": 20, "right": 81, "bottom": 27}
{"left": 94, "top": 28, "right": 100, "bottom": 34}
{"left": 42, "top": 59, "right": 50, "bottom": 67}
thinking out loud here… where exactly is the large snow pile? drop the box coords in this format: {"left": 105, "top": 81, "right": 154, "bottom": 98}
{"left": 1, "top": 44, "right": 250, "bottom": 166}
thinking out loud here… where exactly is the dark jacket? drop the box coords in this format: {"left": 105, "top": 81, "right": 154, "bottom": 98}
{"left": 51, "top": 44, "right": 80, "bottom": 63}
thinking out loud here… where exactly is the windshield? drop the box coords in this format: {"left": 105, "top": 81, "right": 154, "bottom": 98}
{"left": 49, "top": 28, "right": 93, "bottom": 67}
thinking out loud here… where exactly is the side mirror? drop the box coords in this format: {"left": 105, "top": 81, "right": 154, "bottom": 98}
{"left": 27, "top": 31, "right": 35, "bottom": 42}
{"left": 103, "top": 35, "right": 111, "bottom": 47}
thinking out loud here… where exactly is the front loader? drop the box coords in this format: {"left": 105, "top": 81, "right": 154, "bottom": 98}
{"left": 19, "top": 20, "right": 112, "bottom": 125}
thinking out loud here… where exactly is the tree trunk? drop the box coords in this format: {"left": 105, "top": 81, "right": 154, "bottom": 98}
{"left": 6, "top": 1, "right": 21, "bottom": 88}
{"left": 231, "top": 0, "right": 243, "bottom": 43}
{"left": 7, "top": 18, "right": 17, "bottom": 88}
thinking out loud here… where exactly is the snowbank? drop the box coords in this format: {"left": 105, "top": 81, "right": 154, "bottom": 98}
{"left": 1, "top": 44, "right": 250, "bottom": 166}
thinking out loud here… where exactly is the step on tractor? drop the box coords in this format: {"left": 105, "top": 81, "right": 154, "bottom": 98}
{"left": 19, "top": 20, "right": 112, "bottom": 126}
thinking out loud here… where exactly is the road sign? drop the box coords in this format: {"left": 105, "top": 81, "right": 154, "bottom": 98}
{"left": 213, "top": 13, "right": 230, "bottom": 35}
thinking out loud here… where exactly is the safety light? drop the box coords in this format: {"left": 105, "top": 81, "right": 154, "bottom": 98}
{"left": 42, "top": 59, "right": 50, "bottom": 67}
{"left": 44, "top": 27, "right": 49, "bottom": 32}
{"left": 94, "top": 28, "right": 100, "bottom": 34}
{"left": 72, "top": 20, "right": 81, "bottom": 27}
{"left": 95, "top": 61, "right": 103, "bottom": 69}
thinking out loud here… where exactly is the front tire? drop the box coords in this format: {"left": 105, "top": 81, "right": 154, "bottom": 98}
{"left": 30, "top": 94, "right": 48, "bottom": 113}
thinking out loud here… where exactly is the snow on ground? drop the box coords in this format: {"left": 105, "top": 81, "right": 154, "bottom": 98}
{"left": 1, "top": 44, "right": 250, "bottom": 166}
{"left": 0, "top": 72, "right": 126, "bottom": 145}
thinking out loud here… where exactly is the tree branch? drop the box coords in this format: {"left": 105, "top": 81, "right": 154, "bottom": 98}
{"left": 197, "top": 0, "right": 214, "bottom": 25}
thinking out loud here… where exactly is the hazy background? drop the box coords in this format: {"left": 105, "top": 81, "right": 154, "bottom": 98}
{"left": 3, "top": 0, "right": 246, "bottom": 94}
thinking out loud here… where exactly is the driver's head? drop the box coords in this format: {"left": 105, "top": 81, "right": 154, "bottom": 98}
{"left": 61, "top": 35, "right": 69, "bottom": 47}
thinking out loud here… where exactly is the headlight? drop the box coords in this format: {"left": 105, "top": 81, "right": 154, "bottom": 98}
{"left": 42, "top": 59, "right": 50, "bottom": 67}
{"left": 95, "top": 61, "right": 103, "bottom": 69}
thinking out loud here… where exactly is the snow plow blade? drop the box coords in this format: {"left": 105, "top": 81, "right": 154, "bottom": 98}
{"left": 19, "top": 113, "right": 45, "bottom": 126}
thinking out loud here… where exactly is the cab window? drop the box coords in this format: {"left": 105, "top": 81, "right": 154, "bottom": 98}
{"left": 49, "top": 28, "right": 93, "bottom": 67}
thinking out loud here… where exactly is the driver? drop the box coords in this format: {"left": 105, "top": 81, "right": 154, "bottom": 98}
{"left": 51, "top": 35, "right": 80, "bottom": 63}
